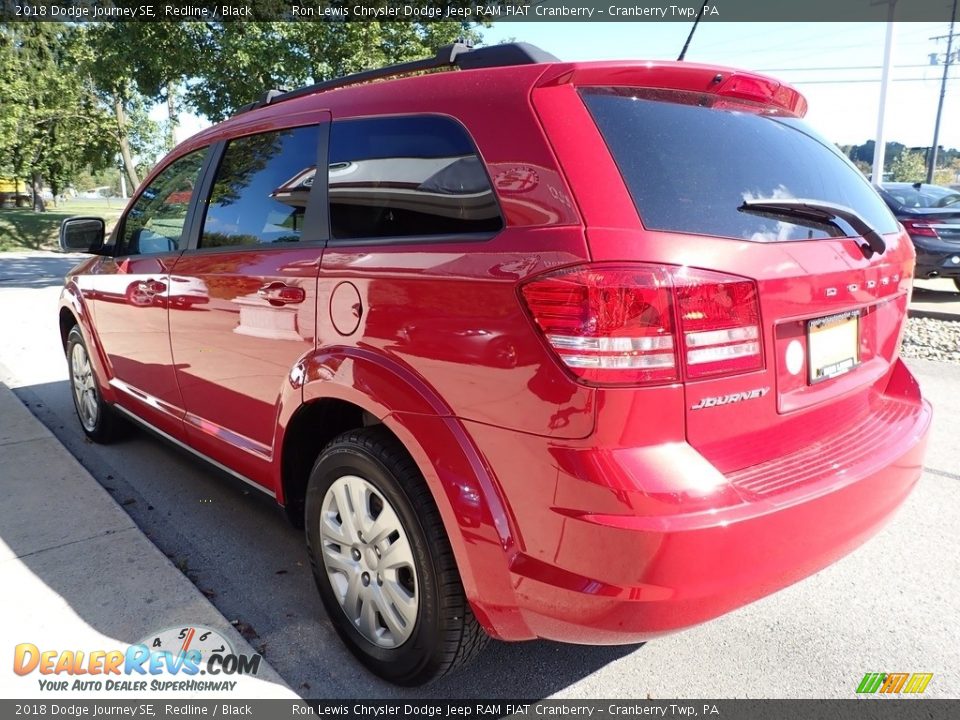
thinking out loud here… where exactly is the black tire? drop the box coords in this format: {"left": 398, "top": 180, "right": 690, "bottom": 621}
{"left": 304, "top": 426, "right": 488, "bottom": 685}
{"left": 65, "top": 326, "right": 124, "bottom": 443}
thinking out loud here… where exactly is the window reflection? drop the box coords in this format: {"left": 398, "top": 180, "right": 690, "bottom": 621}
{"left": 121, "top": 150, "right": 205, "bottom": 256}
{"left": 202, "top": 126, "right": 319, "bottom": 248}
{"left": 329, "top": 116, "right": 502, "bottom": 240}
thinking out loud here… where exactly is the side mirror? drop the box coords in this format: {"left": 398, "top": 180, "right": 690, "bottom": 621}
{"left": 59, "top": 216, "right": 105, "bottom": 253}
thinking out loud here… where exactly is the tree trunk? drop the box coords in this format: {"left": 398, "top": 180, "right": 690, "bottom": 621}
{"left": 114, "top": 96, "right": 141, "bottom": 190}
{"left": 166, "top": 81, "right": 178, "bottom": 150}
{"left": 31, "top": 171, "right": 46, "bottom": 212}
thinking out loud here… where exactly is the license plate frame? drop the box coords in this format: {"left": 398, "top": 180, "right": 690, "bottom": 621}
{"left": 807, "top": 309, "right": 860, "bottom": 384}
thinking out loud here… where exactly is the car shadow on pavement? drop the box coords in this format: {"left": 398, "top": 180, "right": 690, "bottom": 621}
{"left": 9, "top": 379, "right": 641, "bottom": 701}
{"left": 912, "top": 285, "right": 960, "bottom": 303}
{"left": 0, "top": 252, "right": 86, "bottom": 289}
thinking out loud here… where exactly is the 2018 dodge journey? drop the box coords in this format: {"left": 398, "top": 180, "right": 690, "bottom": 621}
{"left": 58, "top": 42, "right": 932, "bottom": 685}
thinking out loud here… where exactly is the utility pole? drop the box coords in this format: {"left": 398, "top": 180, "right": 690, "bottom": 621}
{"left": 872, "top": 0, "right": 897, "bottom": 184}
{"left": 926, "top": 0, "right": 959, "bottom": 184}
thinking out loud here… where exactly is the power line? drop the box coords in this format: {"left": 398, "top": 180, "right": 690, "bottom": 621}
{"left": 926, "top": 0, "right": 958, "bottom": 181}
{"left": 790, "top": 76, "right": 959, "bottom": 84}
{"left": 756, "top": 64, "right": 934, "bottom": 72}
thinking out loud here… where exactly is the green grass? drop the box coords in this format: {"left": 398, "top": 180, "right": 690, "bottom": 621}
{"left": 0, "top": 199, "right": 125, "bottom": 252}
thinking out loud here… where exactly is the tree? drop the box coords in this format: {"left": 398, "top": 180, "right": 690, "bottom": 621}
{"left": 87, "top": 24, "right": 200, "bottom": 152}
{"left": 81, "top": 24, "right": 167, "bottom": 190}
{"left": 0, "top": 25, "right": 113, "bottom": 211}
{"left": 182, "top": 21, "right": 482, "bottom": 122}
{"left": 888, "top": 151, "right": 928, "bottom": 183}
{"left": 1, "top": 19, "right": 490, "bottom": 211}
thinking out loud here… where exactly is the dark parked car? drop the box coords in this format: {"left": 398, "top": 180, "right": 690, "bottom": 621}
{"left": 57, "top": 42, "right": 930, "bottom": 685}
{"left": 877, "top": 182, "right": 960, "bottom": 290}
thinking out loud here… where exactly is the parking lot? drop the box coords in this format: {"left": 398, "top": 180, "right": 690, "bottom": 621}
{"left": 1, "top": 250, "right": 958, "bottom": 699}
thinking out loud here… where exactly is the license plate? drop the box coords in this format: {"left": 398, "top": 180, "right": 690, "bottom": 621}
{"left": 807, "top": 310, "right": 860, "bottom": 384}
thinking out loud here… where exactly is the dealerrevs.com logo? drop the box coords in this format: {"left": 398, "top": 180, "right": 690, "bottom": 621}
{"left": 856, "top": 672, "right": 934, "bottom": 695}
{"left": 13, "top": 626, "right": 262, "bottom": 692}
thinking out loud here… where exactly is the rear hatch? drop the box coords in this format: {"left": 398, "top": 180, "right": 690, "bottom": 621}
{"left": 570, "top": 78, "right": 916, "bottom": 489}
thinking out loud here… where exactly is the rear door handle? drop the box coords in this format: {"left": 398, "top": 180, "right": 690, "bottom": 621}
{"left": 258, "top": 282, "right": 306, "bottom": 306}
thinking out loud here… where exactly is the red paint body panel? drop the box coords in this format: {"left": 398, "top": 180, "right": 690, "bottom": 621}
{"left": 60, "top": 58, "right": 931, "bottom": 645}
{"left": 168, "top": 248, "right": 322, "bottom": 490}
{"left": 84, "top": 253, "right": 188, "bottom": 440}
{"left": 466, "top": 359, "right": 929, "bottom": 642}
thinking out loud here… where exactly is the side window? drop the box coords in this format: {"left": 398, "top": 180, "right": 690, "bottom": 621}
{"left": 119, "top": 149, "right": 206, "bottom": 256}
{"left": 200, "top": 126, "right": 319, "bottom": 249}
{"left": 329, "top": 116, "right": 502, "bottom": 241}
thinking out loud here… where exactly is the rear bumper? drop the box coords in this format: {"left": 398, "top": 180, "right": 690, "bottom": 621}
{"left": 469, "top": 360, "right": 931, "bottom": 643}
{"left": 912, "top": 239, "right": 960, "bottom": 277}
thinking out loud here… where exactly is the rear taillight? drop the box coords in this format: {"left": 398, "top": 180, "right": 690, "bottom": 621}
{"left": 520, "top": 264, "right": 763, "bottom": 386}
{"left": 519, "top": 265, "right": 677, "bottom": 385}
{"left": 674, "top": 268, "right": 763, "bottom": 379}
{"left": 901, "top": 219, "right": 940, "bottom": 238}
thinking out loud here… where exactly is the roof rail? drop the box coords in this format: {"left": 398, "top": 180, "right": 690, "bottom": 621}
{"left": 233, "top": 41, "right": 559, "bottom": 116}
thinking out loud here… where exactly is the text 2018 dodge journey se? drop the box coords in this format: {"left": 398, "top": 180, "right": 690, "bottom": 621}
{"left": 58, "top": 43, "right": 931, "bottom": 685}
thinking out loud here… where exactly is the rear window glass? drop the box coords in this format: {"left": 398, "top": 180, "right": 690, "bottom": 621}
{"left": 882, "top": 184, "right": 960, "bottom": 209}
{"left": 581, "top": 87, "right": 898, "bottom": 241}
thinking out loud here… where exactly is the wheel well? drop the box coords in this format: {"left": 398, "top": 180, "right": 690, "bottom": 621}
{"left": 281, "top": 398, "right": 381, "bottom": 528}
{"left": 59, "top": 308, "right": 78, "bottom": 352}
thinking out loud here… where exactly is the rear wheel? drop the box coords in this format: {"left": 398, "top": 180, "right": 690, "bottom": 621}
{"left": 304, "top": 426, "right": 487, "bottom": 685}
{"left": 66, "top": 326, "right": 123, "bottom": 443}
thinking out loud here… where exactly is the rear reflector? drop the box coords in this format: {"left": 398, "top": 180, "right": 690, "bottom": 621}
{"left": 520, "top": 264, "right": 763, "bottom": 386}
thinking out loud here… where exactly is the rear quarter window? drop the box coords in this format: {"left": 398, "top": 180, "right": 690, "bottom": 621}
{"left": 328, "top": 115, "right": 502, "bottom": 241}
{"left": 581, "top": 87, "right": 898, "bottom": 241}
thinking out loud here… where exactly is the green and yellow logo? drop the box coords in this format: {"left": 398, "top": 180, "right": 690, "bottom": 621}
{"left": 856, "top": 672, "right": 933, "bottom": 694}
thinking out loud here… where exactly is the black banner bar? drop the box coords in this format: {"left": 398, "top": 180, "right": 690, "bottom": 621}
{"left": 1, "top": 0, "right": 959, "bottom": 23}
{"left": 1, "top": 700, "right": 959, "bottom": 720}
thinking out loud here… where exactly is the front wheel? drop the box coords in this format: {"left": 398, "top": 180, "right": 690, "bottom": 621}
{"left": 66, "top": 326, "right": 123, "bottom": 443}
{"left": 304, "top": 426, "right": 488, "bottom": 685}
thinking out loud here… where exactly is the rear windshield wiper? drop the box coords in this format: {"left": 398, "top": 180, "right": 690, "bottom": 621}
{"left": 739, "top": 198, "right": 887, "bottom": 258}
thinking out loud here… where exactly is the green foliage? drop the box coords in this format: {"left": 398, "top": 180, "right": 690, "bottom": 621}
{"left": 888, "top": 151, "right": 928, "bottom": 183}
{"left": 0, "top": 201, "right": 124, "bottom": 251}
{"left": 182, "top": 21, "right": 482, "bottom": 121}
{"left": 843, "top": 140, "right": 906, "bottom": 167}
{"left": 0, "top": 25, "right": 114, "bottom": 205}
{"left": 72, "top": 166, "right": 125, "bottom": 197}
{"left": 844, "top": 140, "right": 960, "bottom": 182}
{"left": 81, "top": 24, "right": 168, "bottom": 187}
{"left": 1, "top": 19, "right": 488, "bottom": 213}
{"left": 933, "top": 169, "right": 954, "bottom": 186}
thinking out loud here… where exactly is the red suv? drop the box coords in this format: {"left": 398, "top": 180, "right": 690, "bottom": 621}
{"left": 58, "top": 43, "right": 931, "bottom": 686}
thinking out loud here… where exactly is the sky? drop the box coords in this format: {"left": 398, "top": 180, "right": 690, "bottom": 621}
{"left": 160, "top": 21, "right": 960, "bottom": 152}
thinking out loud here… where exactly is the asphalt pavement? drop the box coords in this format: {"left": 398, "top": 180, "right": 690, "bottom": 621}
{"left": 911, "top": 278, "right": 960, "bottom": 320}
{"left": 0, "top": 380, "right": 297, "bottom": 700}
{"left": 1, "top": 250, "right": 958, "bottom": 699}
